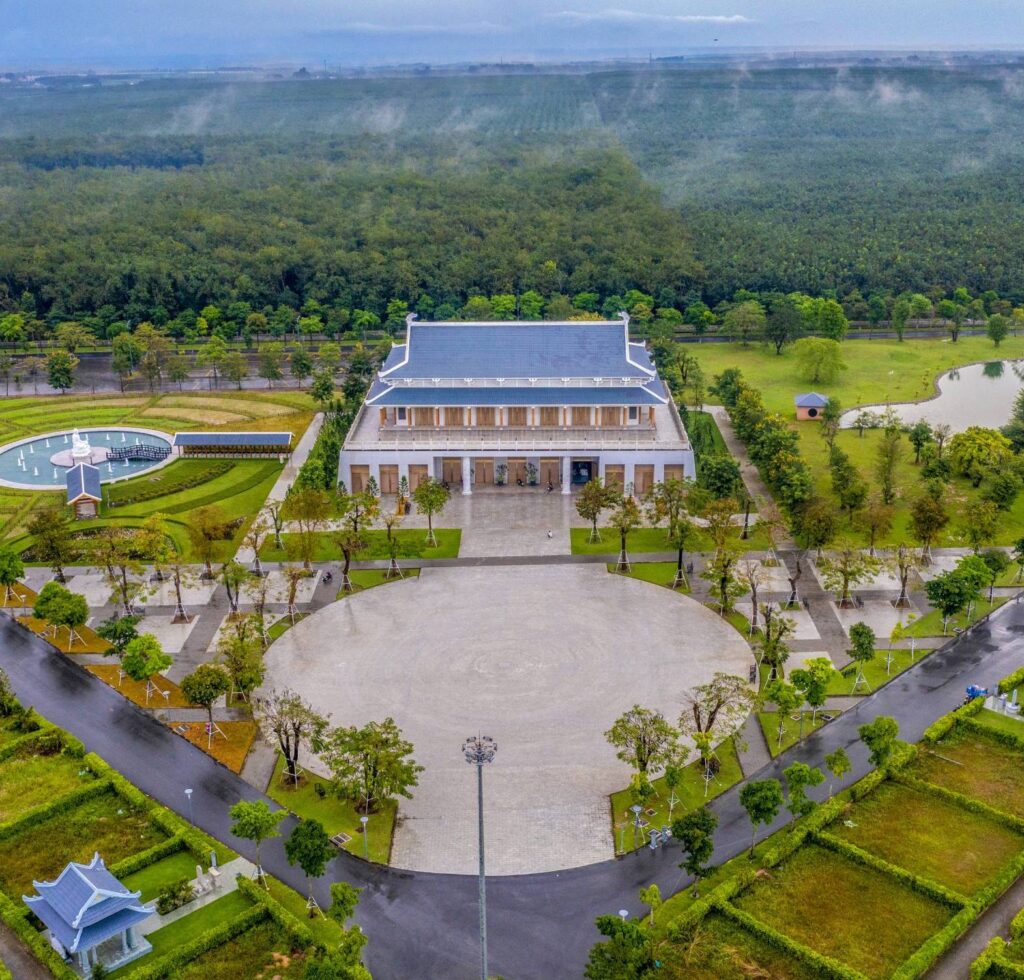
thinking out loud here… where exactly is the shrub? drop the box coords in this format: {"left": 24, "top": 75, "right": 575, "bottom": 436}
{"left": 110, "top": 836, "right": 187, "bottom": 878}
{"left": 997, "top": 665, "right": 1024, "bottom": 696}
{"left": 155, "top": 876, "right": 195, "bottom": 915}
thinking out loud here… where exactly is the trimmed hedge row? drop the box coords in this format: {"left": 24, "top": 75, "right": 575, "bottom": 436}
{"left": 119, "top": 903, "right": 269, "bottom": 980}
{"left": 0, "top": 779, "right": 112, "bottom": 843}
{"left": 109, "top": 835, "right": 187, "bottom": 879}
{"left": 813, "top": 831, "right": 967, "bottom": 910}
{"left": 895, "top": 774, "right": 1024, "bottom": 835}
{"left": 997, "top": 665, "right": 1024, "bottom": 696}
{"left": 922, "top": 695, "right": 985, "bottom": 743}
{"left": 893, "top": 904, "right": 983, "bottom": 980}
{"left": 716, "top": 900, "right": 868, "bottom": 980}
{"left": 161, "top": 461, "right": 278, "bottom": 515}
{"left": 237, "top": 876, "right": 319, "bottom": 951}
{"left": 963, "top": 716, "right": 1024, "bottom": 753}
{"left": 0, "top": 890, "right": 78, "bottom": 980}
{"left": 106, "top": 461, "right": 233, "bottom": 506}
{"left": 84, "top": 751, "right": 148, "bottom": 808}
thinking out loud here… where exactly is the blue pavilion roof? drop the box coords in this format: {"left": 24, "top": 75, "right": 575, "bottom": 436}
{"left": 173, "top": 432, "right": 292, "bottom": 447}
{"left": 367, "top": 381, "right": 667, "bottom": 407}
{"left": 23, "top": 854, "right": 151, "bottom": 953}
{"left": 65, "top": 463, "right": 101, "bottom": 503}
{"left": 795, "top": 392, "right": 829, "bottom": 408}
{"left": 381, "top": 318, "right": 654, "bottom": 381}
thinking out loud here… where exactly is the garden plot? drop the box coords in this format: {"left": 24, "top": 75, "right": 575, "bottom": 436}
{"left": 830, "top": 781, "right": 1024, "bottom": 896}
{"left": 732, "top": 844, "right": 953, "bottom": 979}
{"left": 0, "top": 746, "right": 97, "bottom": 823}
{"left": 911, "top": 730, "right": 1024, "bottom": 815}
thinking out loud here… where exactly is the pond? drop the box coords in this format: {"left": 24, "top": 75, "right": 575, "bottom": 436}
{"left": 840, "top": 360, "right": 1024, "bottom": 432}
{"left": 0, "top": 428, "right": 173, "bottom": 490}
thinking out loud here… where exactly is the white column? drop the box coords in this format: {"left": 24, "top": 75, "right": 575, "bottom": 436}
{"left": 462, "top": 456, "right": 472, "bottom": 495}
{"left": 625, "top": 462, "right": 636, "bottom": 496}
{"left": 598, "top": 457, "right": 606, "bottom": 481}
{"left": 561, "top": 456, "right": 571, "bottom": 494}
{"left": 654, "top": 461, "right": 665, "bottom": 485}
{"left": 369, "top": 462, "right": 381, "bottom": 489}
{"left": 122, "top": 930, "right": 130, "bottom": 954}
{"left": 398, "top": 460, "right": 409, "bottom": 484}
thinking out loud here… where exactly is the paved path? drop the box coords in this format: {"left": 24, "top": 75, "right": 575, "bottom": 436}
{"left": 0, "top": 922, "right": 50, "bottom": 980}
{"left": 4, "top": 599, "right": 1024, "bottom": 979}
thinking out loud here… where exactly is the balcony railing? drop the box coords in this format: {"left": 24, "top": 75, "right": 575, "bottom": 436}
{"left": 348, "top": 424, "right": 665, "bottom": 451}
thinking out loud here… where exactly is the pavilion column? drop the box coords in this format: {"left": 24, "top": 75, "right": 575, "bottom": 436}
{"left": 462, "top": 456, "right": 472, "bottom": 495}
{"left": 122, "top": 929, "right": 130, "bottom": 954}
{"left": 625, "top": 462, "right": 636, "bottom": 496}
{"left": 79, "top": 951, "right": 88, "bottom": 970}
{"left": 561, "top": 456, "right": 571, "bottom": 495}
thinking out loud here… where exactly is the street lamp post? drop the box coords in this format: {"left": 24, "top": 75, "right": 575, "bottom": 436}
{"left": 360, "top": 815, "right": 369, "bottom": 860}
{"left": 184, "top": 788, "right": 194, "bottom": 825}
{"left": 463, "top": 735, "right": 497, "bottom": 980}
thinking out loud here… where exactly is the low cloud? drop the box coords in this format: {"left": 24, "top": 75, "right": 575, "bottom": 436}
{"left": 318, "top": 20, "right": 506, "bottom": 35}
{"left": 549, "top": 8, "right": 752, "bottom": 26}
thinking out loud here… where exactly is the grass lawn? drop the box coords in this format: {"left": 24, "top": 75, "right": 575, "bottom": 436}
{"left": 0, "top": 748, "right": 97, "bottom": 823}
{"left": 605, "top": 561, "right": 690, "bottom": 591}
{"left": 266, "top": 755, "right": 395, "bottom": 865}
{"left": 831, "top": 781, "right": 1024, "bottom": 895}
{"left": 660, "top": 910, "right": 822, "bottom": 980}
{"left": 108, "top": 890, "right": 255, "bottom": 979}
{"left": 18, "top": 615, "right": 109, "bottom": 654}
{"left": 905, "top": 597, "right": 1008, "bottom": 637}
{"left": 267, "top": 612, "right": 308, "bottom": 642}
{"left": 86, "top": 664, "right": 189, "bottom": 708}
{"left": 121, "top": 849, "right": 201, "bottom": 902}
{"left": 611, "top": 741, "right": 742, "bottom": 855}
{"left": 0, "top": 790, "right": 166, "bottom": 897}
{"left": 261, "top": 527, "right": 461, "bottom": 562}
{"left": 912, "top": 731, "right": 1024, "bottom": 815}
{"left": 266, "top": 876, "right": 349, "bottom": 948}
{"left": 571, "top": 525, "right": 767, "bottom": 556}
{"left": 732, "top": 843, "right": 953, "bottom": 979}
{"left": 826, "top": 647, "right": 935, "bottom": 695}
{"left": 972, "top": 708, "right": 1024, "bottom": 740}
{"left": 174, "top": 918, "right": 307, "bottom": 980}
{"left": 337, "top": 567, "right": 420, "bottom": 598}
{"left": 757, "top": 710, "right": 827, "bottom": 756}
{"left": 0, "top": 583, "right": 37, "bottom": 608}
{"left": 172, "top": 720, "right": 258, "bottom": 773}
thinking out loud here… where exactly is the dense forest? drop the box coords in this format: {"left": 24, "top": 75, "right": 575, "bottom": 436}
{"left": 1, "top": 63, "right": 1023, "bottom": 332}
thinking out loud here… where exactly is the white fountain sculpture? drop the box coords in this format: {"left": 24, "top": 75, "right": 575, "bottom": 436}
{"left": 32, "top": 466, "right": 38, "bottom": 477}
{"left": 70, "top": 429, "right": 93, "bottom": 461}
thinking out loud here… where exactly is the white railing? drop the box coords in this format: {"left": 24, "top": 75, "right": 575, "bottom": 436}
{"left": 346, "top": 425, "right": 665, "bottom": 451}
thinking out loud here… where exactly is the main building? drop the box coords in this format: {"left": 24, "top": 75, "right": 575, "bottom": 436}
{"left": 339, "top": 315, "right": 694, "bottom": 495}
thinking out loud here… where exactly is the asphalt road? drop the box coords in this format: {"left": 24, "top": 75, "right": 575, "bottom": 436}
{"left": 2, "top": 601, "right": 1022, "bottom": 980}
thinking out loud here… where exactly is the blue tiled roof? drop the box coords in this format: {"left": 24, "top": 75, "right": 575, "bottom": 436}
{"left": 65, "top": 464, "right": 101, "bottom": 503}
{"left": 382, "top": 320, "right": 654, "bottom": 380}
{"left": 794, "top": 392, "right": 829, "bottom": 407}
{"left": 173, "top": 432, "right": 292, "bottom": 447}
{"left": 24, "top": 854, "right": 151, "bottom": 953}
{"left": 367, "top": 383, "right": 667, "bottom": 407}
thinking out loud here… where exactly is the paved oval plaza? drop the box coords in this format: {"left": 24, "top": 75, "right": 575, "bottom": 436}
{"left": 262, "top": 564, "right": 751, "bottom": 875}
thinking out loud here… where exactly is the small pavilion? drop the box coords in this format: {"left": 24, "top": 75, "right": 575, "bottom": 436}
{"left": 794, "top": 392, "right": 829, "bottom": 420}
{"left": 23, "top": 853, "right": 152, "bottom": 974}
{"left": 65, "top": 463, "right": 102, "bottom": 519}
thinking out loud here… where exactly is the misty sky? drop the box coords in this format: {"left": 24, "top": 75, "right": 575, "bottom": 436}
{"left": 3, "top": 1, "right": 1023, "bottom": 69}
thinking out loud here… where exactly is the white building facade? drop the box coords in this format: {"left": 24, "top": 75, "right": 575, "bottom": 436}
{"left": 339, "top": 315, "right": 695, "bottom": 496}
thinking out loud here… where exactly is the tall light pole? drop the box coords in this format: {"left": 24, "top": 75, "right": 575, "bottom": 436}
{"left": 184, "top": 788, "right": 194, "bottom": 825}
{"left": 463, "top": 734, "right": 497, "bottom": 980}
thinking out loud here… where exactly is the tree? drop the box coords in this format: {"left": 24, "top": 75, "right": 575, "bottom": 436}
{"left": 847, "top": 621, "right": 876, "bottom": 692}
{"left": 757, "top": 604, "right": 795, "bottom": 679}
{"left": 794, "top": 497, "right": 837, "bottom": 556}
{"left": 410, "top": 477, "right": 450, "bottom": 547}
{"left": 698, "top": 454, "right": 741, "bottom": 499}
{"left": 859, "top": 715, "right": 900, "bottom": 768}
{"left": 910, "top": 491, "right": 949, "bottom": 561}
{"left": 764, "top": 679, "right": 801, "bottom": 748}
{"left": 0, "top": 546, "right": 25, "bottom": 604}
{"left": 584, "top": 915, "right": 657, "bottom": 980}
{"left": 181, "top": 664, "right": 230, "bottom": 746}
{"left": 824, "top": 747, "right": 851, "bottom": 797}
{"left": 764, "top": 295, "right": 803, "bottom": 354}
{"left": 680, "top": 673, "right": 757, "bottom": 739}
{"left": 701, "top": 545, "right": 743, "bottom": 614}
{"left": 243, "top": 515, "right": 270, "bottom": 578}
{"left": 46, "top": 349, "right": 78, "bottom": 393}
{"left": 89, "top": 526, "right": 148, "bottom": 615}
{"left": 186, "top": 505, "right": 228, "bottom": 579}
{"left": 818, "top": 541, "right": 880, "bottom": 607}
{"left": 165, "top": 348, "right": 191, "bottom": 390}
{"left": 639, "top": 883, "right": 661, "bottom": 926}
{"left": 255, "top": 688, "right": 330, "bottom": 784}
{"left": 122, "top": 634, "right": 173, "bottom": 702}
{"left": 908, "top": 421, "right": 934, "bottom": 464}
{"left": 285, "top": 819, "right": 334, "bottom": 914}
{"left": 887, "top": 541, "right": 922, "bottom": 606}
{"left": 259, "top": 342, "right": 285, "bottom": 387}
{"left": 890, "top": 296, "right": 911, "bottom": 341}
{"left": 222, "top": 350, "right": 249, "bottom": 389}
{"left": 608, "top": 494, "right": 642, "bottom": 573}
{"left": 1012, "top": 537, "right": 1024, "bottom": 583}
{"left": 646, "top": 478, "right": 695, "bottom": 588}
{"left": 962, "top": 499, "right": 999, "bottom": 553}
{"left": 673, "top": 806, "right": 718, "bottom": 897}
{"left": 783, "top": 761, "right": 824, "bottom": 818}
{"left": 924, "top": 568, "right": 975, "bottom": 633}
{"left": 320, "top": 718, "right": 423, "bottom": 814}
{"left": 792, "top": 337, "right": 846, "bottom": 383}
{"left": 96, "top": 615, "right": 141, "bottom": 661}
{"left": 722, "top": 299, "right": 765, "bottom": 345}
{"left": 196, "top": 335, "right": 228, "bottom": 386}
{"left": 605, "top": 705, "right": 680, "bottom": 778}
{"left": 291, "top": 347, "right": 313, "bottom": 386}
{"left": 980, "top": 549, "right": 1010, "bottom": 604}
{"left": 735, "top": 560, "right": 767, "bottom": 629}
{"left": 988, "top": 313, "right": 1010, "bottom": 347}
{"left": 739, "top": 779, "right": 784, "bottom": 857}
{"left": 285, "top": 488, "right": 333, "bottom": 570}
{"left": 229, "top": 799, "right": 286, "bottom": 882}
{"left": 111, "top": 333, "right": 141, "bottom": 390}
{"left": 220, "top": 559, "right": 250, "bottom": 615}
{"left": 576, "top": 477, "right": 618, "bottom": 543}
{"left": 217, "top": 614, "right": 266, "bottom": 698}
{"left": 791, "top": 658, "right": 835, "bottom": 723}
{"left": 874, "top": 423, "right": 904, "bottom": 505}
{"left": 948, "top": 427, "right": 1013, "bottom": 487}
{"left": 857, "top": 494, "right": 894, "bottom": 556}
{"left": 33, "top": 581, "right": 88, "bottom": 651}
{"left": 310, "top": 370, "right": 335, "bottom": 407}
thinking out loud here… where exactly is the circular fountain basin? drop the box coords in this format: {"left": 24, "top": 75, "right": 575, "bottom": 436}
{"left": 0, "top": 428, "right": 174, "bottom": 490}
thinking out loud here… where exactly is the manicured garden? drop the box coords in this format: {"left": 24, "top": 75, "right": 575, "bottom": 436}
{"left": 337, "top": 567, "right": 421, "bottom": 597}
{"left": 757, "top": 709, "right": 827, "bottom": 756}
{"left": 606, "top": 561, "right": 691, "bottom": 591}
{"left": 825, "top": 647, "right": 936, "bottom": 695}
{"left": 260, "top": 527, "right": 461, "bottom": 562}
{"left": 571, "top": 524, "right": 767, "bottom": 556}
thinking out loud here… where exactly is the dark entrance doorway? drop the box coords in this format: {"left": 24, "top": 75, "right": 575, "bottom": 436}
{"left": 571, "top": 461, "right": 593, "bottom": 484}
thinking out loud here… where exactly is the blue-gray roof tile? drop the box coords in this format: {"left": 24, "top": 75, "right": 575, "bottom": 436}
{"left": 65, "top": 464, "right": 101, "bottom": 503}
{"left": 368, "top": 384, "right": 666, "bottom": 407}
{"left": 173, "top": 432, "right": 292, "bottom": 447}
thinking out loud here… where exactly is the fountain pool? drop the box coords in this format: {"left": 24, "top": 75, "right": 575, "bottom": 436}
{"left": 0, "top": 428, "right": 173, "bottom": 490}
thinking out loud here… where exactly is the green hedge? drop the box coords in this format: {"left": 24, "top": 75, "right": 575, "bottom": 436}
{"left": 147, "top": 802, "right": 232, "bottom": 865}
{"left": 892, "top": 905, "right": 981, "bottom": 980}
{"left": 109, "top": 835, "right": 187, "bottom": 879}
{"left": 237, "top": 876, "right": 319, "bottom": 951}
{"left": 997, "top": 666, "right": 1024, "bottom": 695}
{"left": 119, "top": 904, "right": 268, "bottom": 980}
{"left": 106, "top": 461, "right": 233, "bottom": 506}
{"left": 813, "top": 832, "right": 968, "bottom": 910}
{"left": 0, "top": 779, "right": 112, "bottom": 842}
{"left": 0, "top": 890, "right": 78, "bottom": 980}
{"left": 971, "top": 937, "right": 1010, "bottom": 979}
{"left": 161, "top": 462, "right": 278, "bottom": 515}
{"left": 895, "top": 774, "right": 1024, "bottom": 835}
{"left": 923, "top": 696, "right": 985, "bottom": 742}
{"left": 962, "top": 717, "right": 1024, "bottom": 752}
{"left": 0, "top": 959, "right": 11, "bottom": 980}
{"left": 1011, "top": 905, "right": 1024, "bottom": 939}
{"left": 716, "top": 901, "right": 868, "bottom": 980}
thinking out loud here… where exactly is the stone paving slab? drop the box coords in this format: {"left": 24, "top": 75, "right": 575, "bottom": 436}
{"left": 136, "top": 576, "right": 218, "bottom": 609}
{"left": 133, "top": 613, "right": 201, "bottom": 655}
{"left": 64, "top": 571, "right": 112, "bottom": 607}
{"left": 833, "top": 598, "right": 917, "bottom": 639}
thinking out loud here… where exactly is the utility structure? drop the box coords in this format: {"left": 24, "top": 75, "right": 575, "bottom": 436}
{"left": 463, "top": 734, "right": 497, "bottom": 980}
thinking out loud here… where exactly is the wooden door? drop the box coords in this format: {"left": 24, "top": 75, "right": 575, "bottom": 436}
{"left": 540, "top": 459, "right": 560, "bottom": 486}
{"left": 664, "top": 464, "right": 685, "bottom": 482}
{"left": 350, "top": 465, "right": 369, "bottom": 493}
{"left": 604, "top": 464, "right": 624, "bottom": 489}
{"left": 634, "top": 465, "right": 654, "bottom": 496}
{"left": 442, "top": 458, "right": 462, "bottom": 484}
{"left": 508, "top": 458, "right": 527, "bottom": 485}
{"left": 409, "top": 465, "right": 429, "bottom": 489}
{"left": 475, "top": 459, "right": 494, "bottom": 485}
{"left": 540, "top": 407, "right": 559, "bottom": 426}
{"left": 379, "top": 465, "right": 399, "bottom": 494}
{"left": 476, "top": 407, "right": 495, "bottom": 427}
{"left": 413, "top": 408, "right": 434, "bottom": 427}
{"left": 508, "top": 407, "right": 528, "bottom": 427}
{"left": 572, "top": 406, "right": 591, "bottom": 426}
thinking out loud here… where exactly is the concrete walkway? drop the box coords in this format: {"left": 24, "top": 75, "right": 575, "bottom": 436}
{"left": 0, "top": 922, "right": 51, "bottom": 980}
{"left": 139, "top": 856, "right": 256, "bottom": 932}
